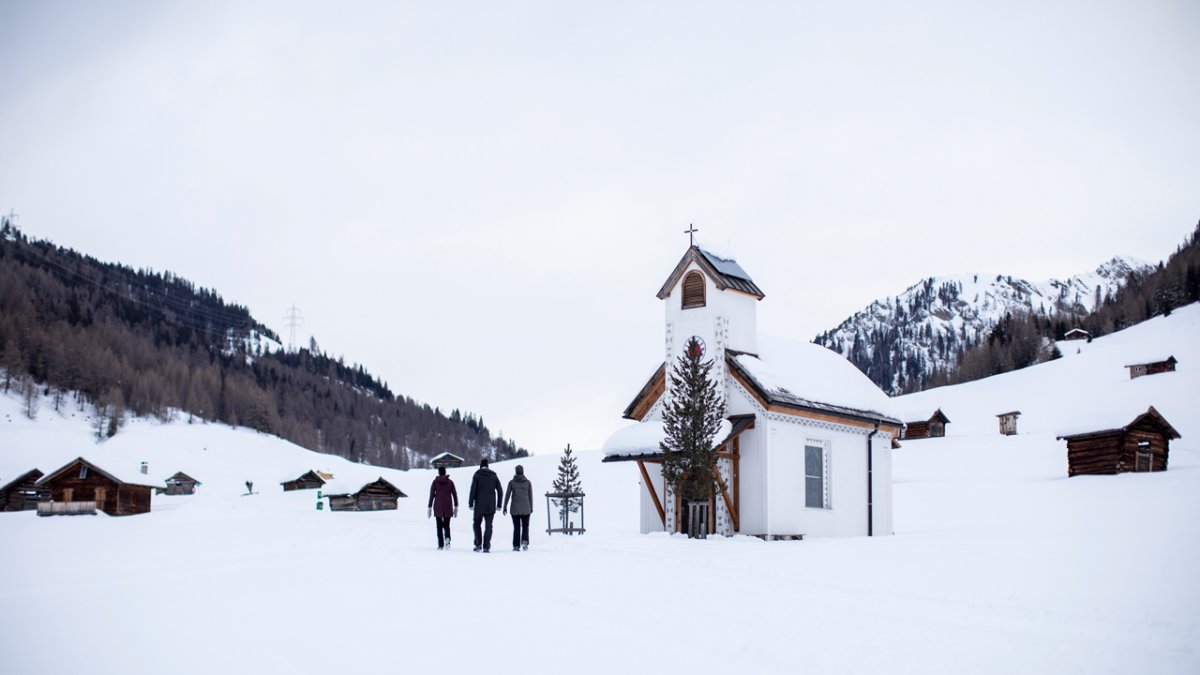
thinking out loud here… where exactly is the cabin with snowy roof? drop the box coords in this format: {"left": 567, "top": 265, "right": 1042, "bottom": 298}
{"left": 324, "top": 477, "right": 407, "bottom": 511}
{"left": 430, "top": 452, "right": 465, "bottom": 469}
{"left": 0, "top": 469, "right": 49, "bottom": 511}
{"left": 1063, "top": 328, "right": 1090, "bottom": 341}
{"left": 603, "top": 244, "right": 902, "bottom": 539}
{"left": 901, "top": 409, "right": 950, "bottom": 440}
{"left": 1058, "top": 407, "right": 1180, "bottom": 477}
{"left": 36, "top": 458, "right": 161, "bottom": 516}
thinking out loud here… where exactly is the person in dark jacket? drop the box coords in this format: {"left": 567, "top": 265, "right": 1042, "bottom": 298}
{"left": 467, "top": 458, "right": 504, "bottom": 552}
{"left": 427, "top": 466, "right": 458, "bottom": 550}
{"left": 502, "top": 465, "right": 533, "bottom": 551}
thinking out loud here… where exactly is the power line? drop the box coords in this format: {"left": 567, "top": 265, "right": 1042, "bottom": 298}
{"left": 2, "top": 236, "right": 269, "bottom": 342}
{"left": 283, "top": 305, "right": 304, "bottom": 352}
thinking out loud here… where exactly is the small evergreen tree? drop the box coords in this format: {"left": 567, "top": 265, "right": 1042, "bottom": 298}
{"left": 552, "top": 443, "right": 583, "bottom": 509}
{"left": 551, "top": 443, "right": 583, "bottom": 531}
{"left": 660, "top": 337, "right": 724, "bottom": 508}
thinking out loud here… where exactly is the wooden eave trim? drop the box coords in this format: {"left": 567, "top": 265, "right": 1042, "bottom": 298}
{"left": 726, "top": 360, "right": 902, "bottom": 434}
{"left": 37, "top": 458, "right": 145, "bottom": 489}
{"left": 624, "top": 363, "right": 666, "bottom": 421}
{"left": 714, "top": 470, "right": 739, "bottom": 532}
{"left": 656, "top": 248, "right": 764, "bottom": 301}
{"left": 637, "top": 460, "right": 666, "bottom": 527}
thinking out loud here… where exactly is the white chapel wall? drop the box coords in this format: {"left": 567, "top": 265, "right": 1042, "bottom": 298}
{"left": 764, "top": 416, "right": 874, "bottom": 538}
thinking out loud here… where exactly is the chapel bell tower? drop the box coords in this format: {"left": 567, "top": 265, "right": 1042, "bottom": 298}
{"left": 657, "top": 234, "right": 764, "bottom": 393}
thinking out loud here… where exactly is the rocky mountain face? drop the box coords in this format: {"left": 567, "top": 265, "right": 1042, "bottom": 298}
{"left": 814, "top": 257, "right": 1152, "bottom": 395}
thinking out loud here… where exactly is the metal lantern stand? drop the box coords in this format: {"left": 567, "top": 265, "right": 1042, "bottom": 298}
{"left": 544, "top": 491, "right": 586, "bottom": 535}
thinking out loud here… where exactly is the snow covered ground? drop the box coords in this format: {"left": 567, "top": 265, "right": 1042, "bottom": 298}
{"left": 2, "top": 307, "right": 1199, "bottom": 674}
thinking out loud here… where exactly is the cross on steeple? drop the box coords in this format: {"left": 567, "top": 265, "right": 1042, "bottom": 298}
{"left": 684, "top": 223, "right": 698, "bottom": 247}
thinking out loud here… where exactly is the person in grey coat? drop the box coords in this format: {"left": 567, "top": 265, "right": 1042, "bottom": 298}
{"left": 502, "top": 465, "right": 533, "bottom": 551}
{"left": 468, "top": 458, "right": 504, "bottom": 552}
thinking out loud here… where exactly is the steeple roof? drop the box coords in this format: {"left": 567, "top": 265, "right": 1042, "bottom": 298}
{"left": 657, "top": 246, "right": 764, "bottom": 300}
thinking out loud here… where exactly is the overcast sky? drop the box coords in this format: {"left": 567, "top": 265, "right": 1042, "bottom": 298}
{"left": 2, "top": 1, "right": 1197, "bottom": 456}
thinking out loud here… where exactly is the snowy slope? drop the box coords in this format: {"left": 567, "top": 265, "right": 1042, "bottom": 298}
{"left": 1, "top": 306, "right": 1198, "bottom": 674}
{"left": 816, "top": 256, "right": 1151, "bottom": 393}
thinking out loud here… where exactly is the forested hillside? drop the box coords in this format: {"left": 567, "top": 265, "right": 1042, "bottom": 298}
{"left": 0, "top": 219, "right": 526, "bottom": 468}
{"left": 924, "top": 221, "right": 1200, "bottom": 389}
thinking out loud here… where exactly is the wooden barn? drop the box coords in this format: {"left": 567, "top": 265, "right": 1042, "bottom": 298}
{"left": 1063, "top": 328, "right": 1090, "bottom": 341}
{"left": 325, "top": 478, "right": 407, "bottom": 511}
{"left": 281, "top": 470, "right": 326, "bottom": 492}
{"left": 158, "top": 472, "right": 201, "bottom": 496}
{"left": 997, "top": 411, "right": 1021, "bottom": 436}
{"left": 36, "top": 458, "right": 159, "bottom": 516}
{"left": 430, "top": 452, "right": 465, "bottom": 469}
{"left": 1125, "top": 356, "right": 1177, "bottom": 380}
{"left": 902, "top": 409, "right": 950, "bottom": 440}
{"left": 1058, "top": 407, "right": 1180, "bottom": 477}
{"left": 0, "top": 469, "right": 49, "bottom": 512}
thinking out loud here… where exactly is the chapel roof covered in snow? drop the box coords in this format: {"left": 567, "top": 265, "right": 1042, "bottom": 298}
{"left": 620, "top": 338, "right": 901, "bottom": 428}
{"left": 727, "top": 336, "right": 901, "bottom": 426}
{"left": 657, "top": 245, "right": 764, "bottom": 300}
{"left": 603, "top": 416, "right": 751, "bottom": 462}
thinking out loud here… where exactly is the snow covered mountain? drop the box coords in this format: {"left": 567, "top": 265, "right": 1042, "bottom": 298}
{"left": 815, "top": 256, "right": 1151, "bottom": 394}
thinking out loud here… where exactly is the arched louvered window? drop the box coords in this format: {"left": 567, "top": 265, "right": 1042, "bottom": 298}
{"left": 682, "top": 271, "right": 706, "bottom": 309}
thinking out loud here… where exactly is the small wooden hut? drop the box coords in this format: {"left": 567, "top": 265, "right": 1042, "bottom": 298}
{"left": 0, "top": 469, "right": 49, "bottom": 511}
{"left": 430, "top": 452, "right": 465, "bottom": 469}
{"left": 36, "top": 458, "right": 158, "bottom": 516}
{"left": 902, "top": 409, "right": 950, "bottom": 440}
{"left": 1125, "top": 356, "right": 1177, "bottom": 380}
{"left": 158, "top": 472, "right": 200, "bottom": 496}
{"left": 997, "top": 411, "right": 1021, "bottom": 436}
{"left": 1058, "top": 406, "right": 1180, "bottom": 476}
{"left": 1063, "top": 328, "right": 1090, "bottom": 341}
{"left": 325, "top": 478, "right": 407, "bottom": 511}
{"left": 281, "top": 470, "right": 326, "bottom": 492}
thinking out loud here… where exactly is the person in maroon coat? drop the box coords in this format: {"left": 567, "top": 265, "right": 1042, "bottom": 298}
{"left": 428, "top": 466, "right": 459, "bottom": 549}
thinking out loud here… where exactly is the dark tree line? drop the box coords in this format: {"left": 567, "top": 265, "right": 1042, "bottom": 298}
{"left": 0, "top": 220, "right": 527, "bottom": 467}
{"left": 925, "top": 220, "right": 1200, "bottom": 389}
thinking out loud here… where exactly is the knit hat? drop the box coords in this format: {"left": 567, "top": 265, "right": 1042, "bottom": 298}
{"left": 480, "top": 458, "right": 489, "bottom": 468}
{"left": 516, "top": 465, "right": 524, "bottom": 476}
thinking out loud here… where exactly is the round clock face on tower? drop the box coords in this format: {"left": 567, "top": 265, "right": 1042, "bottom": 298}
{"left": 685, "top": 336, "right": 706, "bottom": 359}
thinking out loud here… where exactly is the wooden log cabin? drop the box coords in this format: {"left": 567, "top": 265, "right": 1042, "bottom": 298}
{"left": 36, "top": 458, "right": 159, "bottom": 516}
{"left": 1063, "top": 328, "right": 1090, "bottom": 341}
{"left": 1058, "top": 407, "right": 1180, "bottom": 477}
{"left": 325, "top": 478, "right": 407, "bottom": 511}
{"left": 0, "top": 469, "right": 49, "bottom": 512}
{"left": 281, "top": 470, "right": 326, "bottom": 492}
{"left": 901, "top": 409, "right": 950, "bottom": 440}
{"left": 158, "top": 472, "right": 200, "bottom": 496}
{"left": 1125, "top": 356, "right": 1177, "bottom": 380}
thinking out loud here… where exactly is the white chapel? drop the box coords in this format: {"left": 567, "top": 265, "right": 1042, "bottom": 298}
{"left": 603, "top": 243, "right": 903, "bottom": 539}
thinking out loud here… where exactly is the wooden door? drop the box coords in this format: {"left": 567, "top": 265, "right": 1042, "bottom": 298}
{"left": 94, "top": 487, "right": 107, "bottom": 510}
{"left": 63, "top": 488, "right": 73, "bottom": 502}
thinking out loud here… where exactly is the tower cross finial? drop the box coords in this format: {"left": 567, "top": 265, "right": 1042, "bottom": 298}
{"left": 685, "top": 223, "right": 698, "bottom": 247}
